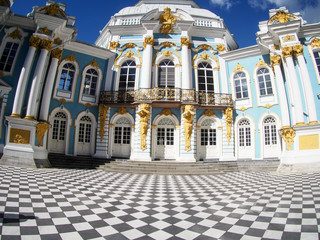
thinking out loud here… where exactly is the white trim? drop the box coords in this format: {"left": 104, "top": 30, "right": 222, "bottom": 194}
{"left": 114, "top": 57, "right": 140, "bottom": 91}
{"left": 194, "top": 58, "right": 220, "bottom": 93}
{"left": 154, "top": 54, "right": 181, "bottom": 88}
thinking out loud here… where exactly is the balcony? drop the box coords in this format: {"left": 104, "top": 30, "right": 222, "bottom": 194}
{"left": 99, "top": 88, "right": 233, "bottom": 108}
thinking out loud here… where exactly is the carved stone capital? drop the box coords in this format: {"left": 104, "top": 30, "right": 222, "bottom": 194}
{"left": 282, "top": 46, "right": 293, "bottom": 58}
{"left": 293, "top": 44, "right": 303, "bottom": 56}
{"left": 51, "top": 48, "right": 63, "bottom": 60}
{"left": 29, "top": 35, "right": 41, "bottom": 48}
{"left": 110, "top": 41, "right": 119, "bottom": 50}
{"left": 40, "top": 39, "right": 53, "bottom": 51}
{"left": 270, "top": 55, "right": 282, "bottom": 66}
{"left": 181, "top": 37, "right": 190, "bottom": 48}
{"left": 216, "top": 44, "right": 226, "bottom": 53}
{"left": 143, "top": 37, "right": 154, "bottom": 48}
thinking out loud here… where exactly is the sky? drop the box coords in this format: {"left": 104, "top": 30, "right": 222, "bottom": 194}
{"left": 11, "top": 0, "right": 320, "bottom": 49}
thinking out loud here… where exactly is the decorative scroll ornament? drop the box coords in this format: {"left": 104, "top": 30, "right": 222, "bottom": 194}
{"left": 269, "top": 11, "right": 296, "bottom": 24}
{"left": 137, "top": 104, "right": 151, "bottom": 151}
{"left": 293, "top": 44, "right": 303, "bottom": 56}
{"left": 281, "top": 128, "right": 296, "bottom": 150}
{"left": 36, "top": 123, "right": 50, "bottom": 147}
{"left": 161, "top": 50, "right": 173, "bottom": 57}
{"left": 40, "top": 39, "right": 53, "bottom": 51}
{"left": 8, "top": 28, "right": 22, "bottom": 40}
{"left": 143, "top": 36, "right": 154, "bottom": 48}
{"left": 99, "top": 104, "right": 109, "bottom": 142}
{"left": 200, "top": 52, "right": 210, "bottom": 60}
{"left": 160, "top": 109, "right": 173, "bottom": 116}
{"left": 162, "top": 41, "right": 174, "bottom": 48}
{"left": 85, "top": 103, "right": 92, "bottom": 108}
{"left": 181, "top": 37, "right": 191, "bottom": 48}
{"left": 89, "top": 59, "right": 99, "bottom": 68}
{"left": 59, "top": 98, "right": 67, "bottom": 104}
{"left": 51, "top": 48, "right": 63, "bottom": 60}
{"left": 256, "top": 58, "right": 267, "bottom": 68}
{"left": 283, "top": 35, "right": 296, "bottom": 42}
{"left": 64, "top": 54, "right": 77, "bottom": 62}
{"left": 110, "top": 41, "right": 119, "bottom": 49}
{"left": 183, "top": 105, "right": 196, "bottom": 152}
{"left": 282, "top": 46, "right": 293, "bottom": 58}
{"left": 159, "top": 7, "right": 176, "bottom": 36}
{"left": 125, "top": 51, "right": 135, "bottom": 58}
{"left": 117, "top": 107, "right": 128, "bottom": 115}
{"left": 216, "top": 44, "right": 226, "bottom": 53}
{"left": 270, "top": 55, "right": 281, "bottom": 67}
{"left": 233, "top": 63, "right": 244, "bottom": 73}
{"left": 204, "top": 109, "right": 216, "bottom": 117}
{"left": 311, "top": 38, "right": 320, "bottom": 49}
{"left": 40, "top": 4, "right": 67, "bottom": 18}
{"left": 29, "top": 35, "right": 41, "bottom": 48}
{"left": 224, "top": 107, "right": 233, "bottom": 145}
{"left": 54, "top": 38, "right": 62, "bottom": 45}
{"left": 38, "top": 27, "right": 52, "bottom": 36}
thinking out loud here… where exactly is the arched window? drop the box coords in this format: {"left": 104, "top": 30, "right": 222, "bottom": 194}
{"left": 119, "top": 60, "right": 136, "bottom": 91}
{"left": 58, "top": 63, "right": 75, "bottom": 91}
{"left": 313, "top": 51, "right": 320, "bottom": 77}
{"left": 83, "top": 68, "right": 98, "bottom": 96}
{"left": 52, "top": 112, "right": 67, "bottom": 141}
{"left": 257, "top": 68, "right": 273, "bottom": 96}
{"left": 158, "top": 59, "right": 175, "bottom": 88}
{"left": 234, "top": 72, "right": 248, "bottom": 99}
{"left": 263, "top": 117, "right": 277, "bottom": 146}
{"left": 0, "top": 42, "right": 19, "bottom": 72}
{"left": 78, "top": 116, "right": 92, "bottom": 143}
{"left": 198, "top": 62, "right": 214, "bottom": 93}
{"left": 238, "top": 119, "right": 251, "bottom": 147}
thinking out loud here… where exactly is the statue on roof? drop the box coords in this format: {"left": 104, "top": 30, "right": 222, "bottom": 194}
{"left": 159, "top": 7, "right": 176, "bottom": 36}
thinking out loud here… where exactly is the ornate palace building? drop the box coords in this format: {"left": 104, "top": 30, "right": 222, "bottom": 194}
{"left": 0, "top": 0, "right": 320, "bottom": 171}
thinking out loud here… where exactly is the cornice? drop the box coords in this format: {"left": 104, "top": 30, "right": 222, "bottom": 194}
{"left": 220, "top": 45, "right": 263, "bottom": 61}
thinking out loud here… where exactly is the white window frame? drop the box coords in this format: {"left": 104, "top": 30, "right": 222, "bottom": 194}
{"left": 194, "top": 58, "right": 220, "bottom": 94}
{"left": 118, "top": 60, "right": 137, "bottom": 91}
{"left": 234, "top": 115, "right": 255, "bottom": 159}
{"left": 307, "top": 38, "right": 320, "bottom": 84}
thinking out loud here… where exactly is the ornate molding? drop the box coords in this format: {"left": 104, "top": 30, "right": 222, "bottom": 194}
{"left": 117, "top": 107, "right": 128, "bottom": 115}
{"left": 110, "top": 41, "right": 119, "bottom": 50}
{"left": 281, "top": 128, "right": 296, "bottom": 150}
{"left": 63, "top": 54, "right": 77, "bottom": 63}
{"left": 51, "top": 48, "right": 63, "bottom": 60}
{"left": 293, "top": 44, "right": 303, "bottom": 56}
{"left": 40, "top": 39, "right": 53, "bottom": 51}
{"left": 232, "top": 63, "right": 244, "bottom": 73}
{"left": 143, "top": 36, "right": 154, "bottom": 48}
{"left": 161, "top": 50, "right": 173, "bottom": 57}
{"left": 224, "top": 107, "right": 233, "bottom": 145}
{"left": 29, "top": 35, "right": 41, "bottom": 48}
{"left": 203, "top": 109, "right": 216, "bottom": 117}
{"left": 200, "top": 52, "right": 210, "bottom": 60}
{"left": 159, "top": 7, "right": 176, "bottom": 36}
{"left": 269, "top": 11, "right": 296, "bottom": 24}
{"left": 311, "top": 38, "right": 320, "bottom": 49}
{"left": 270, "top": 55, "right": 281, "bottom": 66}
{"left": 8, "top": 28, "right": 22, "bottom": 40}
{"left": 137, "top": 104, "right": 151, "bottom": 151}
{"left": 256, "top": 58, "right": 267, "bottom": 68}
{"left": 89, "top": 59, "right": 99, "bottom": 68}
{"left": 183, "top": 105, "right": 195, "bottom": 152}
{"left": 161, "top": 41, "right": 176, "bottom": 48}
{"left": 125, "top": 51, "right": 135, "bottom": 58}
{"left": 40, "top": 4, "right": 66, "bottom": 18}
{"left": 282, "top": 46, "right": 293, "bottom": 58}
{"left": 99, "top": 104, "right": 109, "bottom": 142}
{"left": 54, "top": 38, "right": 62, "bottom": 45}
{"left": 181, "top": 37, "right": 191, "bottom": 48}
{"left": 160, "top": 109, "right": 173, "bottom": 116}
{"left": 38, "top": 27, "right": 52, "bottom": 36}
{"left": 216, "top": 44, "right": 225, "bottom": 53}
{"left": 36, "top": 123, "right": 49, "bottom": 147}
{"left": 283, "top": 35, "right": 296, "bottom": 43}
{"left": 9, "top": 128, "right": 30, "bottom": 145}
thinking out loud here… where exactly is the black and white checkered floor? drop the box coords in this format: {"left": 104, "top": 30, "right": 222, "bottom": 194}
{"left": 0, "top": 166, "right": 319, "bottom": 240}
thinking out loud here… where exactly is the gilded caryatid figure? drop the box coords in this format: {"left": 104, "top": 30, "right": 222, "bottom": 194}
{"left": 183, "top": 105, "right": 195, "bottom": 152}
{"left": 281, "top": 128, "right": 296, "bottom": 150}
{"left": 99, "top": 104, "right": 109, "bottom": 142}
{"left": 159, "top": 7, "right": 176, "bottom": 36}
{"left": 137, "top": 104, "right": 151, "bottom": 151}
{"left": 224, "top": 107, "right": 233, "bottom": 145}
{"left": 36, "top": 123, "right": 50, "bottom": 147}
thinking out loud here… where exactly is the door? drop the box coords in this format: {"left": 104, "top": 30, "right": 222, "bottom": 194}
{"left": 238, "top": 119, "right": 253, "bottom": 159}
{"left": 199, "top": 119, "right": 218, "bottom": 159}
{"left": 77, "top": 116, "right": 92, "bottom": 155}
{"left": 49, "top": 112, "right": 67, "bottom": 153}
{"left": 263, "top": 117, "right": 280, "bottom": 158}
{"left": 112, "top": 121, "right": 131, "bottom": 158}
{"left": 156, "top": 127, "right": 175, "bottom": 159}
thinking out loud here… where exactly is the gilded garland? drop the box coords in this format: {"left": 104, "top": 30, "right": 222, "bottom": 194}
{"left": 99, "top": 104, "right": 109, "bottom": 142}
{"left": 224, "top": 107, "right": 233, "bottom": 145}
{"left": 183, "top": 105, "right": 195, "bottom": 152}
{"left": 137, "top": 104, "right": 151, "bottom": 151}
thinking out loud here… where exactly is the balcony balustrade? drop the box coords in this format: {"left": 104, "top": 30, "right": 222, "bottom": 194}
{"left": 99, "top": 88, "right": 233, "bottom": 107}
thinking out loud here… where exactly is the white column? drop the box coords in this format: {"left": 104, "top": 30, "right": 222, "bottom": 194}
{"left": 271, "top": 55, "right": 291, "bottom": 127}
{"left": 181, "top": 37, "right": 192, "bottom": 89}
{"left": 282, "top": 46, "right": 304, "bottom": 125}
{"left": 25, "top": 39, "right": 52, "bottom": 120}
{"left": 39, "top": 48, "right": 62, "bottom": 122}
{"left": 11, "top": 36, "right": 41, "bottom": 117}
{"left": 294, "top": 45, "right": 318, "bottom": 124}
{"left": 140, "top": 36, "right": 154, "bottom": 89}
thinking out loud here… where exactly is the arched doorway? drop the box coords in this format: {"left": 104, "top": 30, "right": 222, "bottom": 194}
{"left": 237, "top": 119, "right": 254, "bottom": 159}
{"left": 49, "top": 111, "right": 67, "bottom": 154}
{"left": 77, "top": 116, "right": 92, "bottom": 155}
{"left": 111, "top": 116, "right": 132, "bottom": 158}
{"left": 198, "top": 118, "right": 219, "bottom": 159}
{"left": 262, "top": 116, "right": 281, "bottom": 158}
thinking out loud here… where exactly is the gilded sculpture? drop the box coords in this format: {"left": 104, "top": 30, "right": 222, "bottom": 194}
{"left": 216, "top": 44, "right": 225, "bottom": 53}
{"left": 143, "top": 36, "right": 154, "bottom": 48}
{"left": 183, "top": 105, "right": 195, "bottom": 152}
{"left": 51, "top": 48, "right": 63, "bottom": 61}
{"left": 125, "top": 51, "right": 135, "bottom": 58}
{"left": 311, "top": 38, "right": 320, "bottom": 49}
{"left": 256, "top": 59, "right": 267, "bottom": 68}
{"left": 8, "top": 28, "right": 22, "bottom": 40}
{"left": 160, "top": 109, "right": 173, "bottom": 116}
{"left": 269, "top": 11, "right": 295, "bottom": 24}
{"left": 270, "top": 55, "right": 281, "bottom": 67}
{"left": 204, "top": 109, "right": 216, "bottom": 117}
{"left": 137, "top": 104, "right": 151, "bottom": 151}
{"left": 38, "top": 27, "right": 52, "bottom": 36}
{"left": 293, "top": 44, "right": 303, "bottom": 56}
{"left": 89, "top": 59, "right": 99, "bottom": 68}
{"left": 36, "top": 123, "right": 50, "bottom": 147}
{"left": 181, "top": 37, "right": 191, "bottom": 48}
{"left": 281, "top": 128, "right": 296, "bottom": 150}
{"left": 40, "top": 39, "right": 53, "bottom": 51}
{"left": 159, "top": 7, "right": 176, "bottom": 36}
{"left": 224, "top": 107, "right": 233, "bottom": 145}
{"left": 29, "top": 35, "right": 41, "bottom": 48}
{"left": 117, "top": 107, "right": 128, "bottom": 115}
{"left": 40, "top": 4, "right": 66, "bottom": 18}
{"left": 99, "top": 104, "right": 109, "bottom": 142}
{"left": 9, "top": 128, "right": 30, "bottom": 145}
{"left": 110, "top": 41, "right": 119, "bottom": 49}
{"left": 282, "top": 46, "right": 293, "bottom": 58}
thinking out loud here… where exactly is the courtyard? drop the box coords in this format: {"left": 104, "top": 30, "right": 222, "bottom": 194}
{"left": 0, "top": 165, "right": 319, "bottom": 240}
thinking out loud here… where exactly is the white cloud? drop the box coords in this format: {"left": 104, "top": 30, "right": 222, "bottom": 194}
{"left": 210, "top": 0, "right": 234, "bottom": 9}
{"left": 248, "top": 0, "right": 320, "bottom": 23}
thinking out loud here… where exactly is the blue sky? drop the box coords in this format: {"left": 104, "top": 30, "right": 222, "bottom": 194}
{"left": 11, "top": 0, "right": 320, "bottom": 48}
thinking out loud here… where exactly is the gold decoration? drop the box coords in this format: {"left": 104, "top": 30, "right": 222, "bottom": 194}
{"left": 89, "top": 59, "right": 99, "bottom": 68}
{"left": 204, "top": 109, "right": 216, "bottom": 117}
{"left": 110, "top": 41, "right": 119, "bottom": 49}
{"left": 162, "top": 41, "right": 175, "bottom": 48}
{"left": 63, "top": 54, "right": 77, "bottom": 62}
{"left": 264, "top": 104, "right": 272, "bottom": 109}
{"left": 124, "top": 43, "right": 137, "bottom": 49}
{"left": 256, "top": 58, "right": 267, "bottom": 68}
{"left": 311, "top": 38, "right": 320, "bottom": 49}
{"left": 282, "top": 46, "right": 293, "bottom": 58}
{"left": 125, "top": 51, "right": 135, "bottom": 58}
{"left": 200, "top": 52, "right": 210, "bottom": 60}
{"left": 51, "top": 48, "right": 63, "bottom": 60}
{"left": 137, "top": 104, "right": 151, "bottom": 151}
{"left": 270, "top": 55, "right": 281, "bottom": 66}
{"left": 38, "top": 27, "right": 52, "bottom": 36}
{"left": 269, "top": 11, "right": 296, "bottom": 24}
{"left": 160, "top": 109, "right": 173, "bottom": 116}
{"left": 29, "top": 35, "right": 41, "bottom": 48}
{"left": 54, "top": 38, "right": 62, "bottom": 45}
{"left": 181, "top": 37, "right": 191, "bottom": 48}
{"left": 36, "top": 123, "right": 49, "bottom": 147}
{"left": 10, "top": 113, "right": 21, "bottom": 118}
{"left": 117, "top": 107, "right": 128, "bottom": 115}
{"left": 183, "top": 105, "right": 196, "bottom": 152}
{"left": 40, "top": 4, "right": 66, "bottom": 18}
{"left": 283, "top": 35, "right": 296, "bottom": 43}
{"left": 99, "top": 104, "right": 109, "bottom": 142}
{"left": 233, "top": 63, "right": 244, "bottom": 73}
{"left": 9, "top": 128, "right": 30, "bottom": 145}
{"left": 85, "top": 103, "right": 92, "bottom": 108}
{"left": 59, "top": 98, "right": 67, "bottom": 104}
{"left": 159, "top": 7, "right": 176, "bottom": 36}
{"left": 281, "top": 128, "right": 296, "bottom": 150}
{"left": 299, "top": 135, "right": 319, "bottom": 150}
{"left": 273, "top": 44, "right": 280, "bottom": 50}
{"left": 293, "top": 44, "right": 303, "bottom": 56}
{"left": 143, "top": 37, "right": 154, "bottom": 48}
{"left": 8, "top": 28, "right": 22, "bottom": 40}
{"left": 196, "top": 44, "right": 214, "bottom": 51}
{"left": 40, "top": 39, "right": 53, "bottom": 51}
{"left": 224, "top": 107, "right": 233, "bottom": 145}
{"left": 161, "top": 50, "right": 173, "bottom": 57}
{"left": 239, "top": 106, "right": 247, "bottom": 112}
{"left": 216, "top": 44, "right": 225, "bottom": 53}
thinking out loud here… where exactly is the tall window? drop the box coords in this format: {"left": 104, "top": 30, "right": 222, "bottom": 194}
{"left": 234, "top": 72, "right": 248, "bottom": 99}
{"left": 158, "top": 59, "right": 175, "bottom": 88}
{"left": 58, "top": 63, "right": 75, "bottom": 91}
{"left": 313, "top": 51, "right": 320, "bottom": 75}
{"left": 78, "top": 116, "right": 92, "bottom": 143}
{"left": 198, "top": 62, "right": 214, "bottom": 93}
{"left": 119, "top": 60, "right": 136, "bottom": 91}
{"left": 238, "top": 119, "right": 251, "bottom": 147}
{"left": 83, "top": 69, "right": 98, "bottom": 96}
{"left": 0, "top": 42, "right": 19, "bottom": 73}
{"left": 257, "top": 68, "right": 273, "bottom": 96}
{"left": 52, "top": 112, "right": 67, "bottom": 141}
{"left": 264, "top": 117, "right": 277, "bottom": 145}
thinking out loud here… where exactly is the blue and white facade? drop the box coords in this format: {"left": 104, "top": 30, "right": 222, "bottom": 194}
{"left": 0, "top": 0, "right": 320, "bottom": 171}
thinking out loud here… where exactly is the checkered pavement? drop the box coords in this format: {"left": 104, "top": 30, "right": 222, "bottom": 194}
{"left": 0, "top": 166, "right": 319, "bottom": 240}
